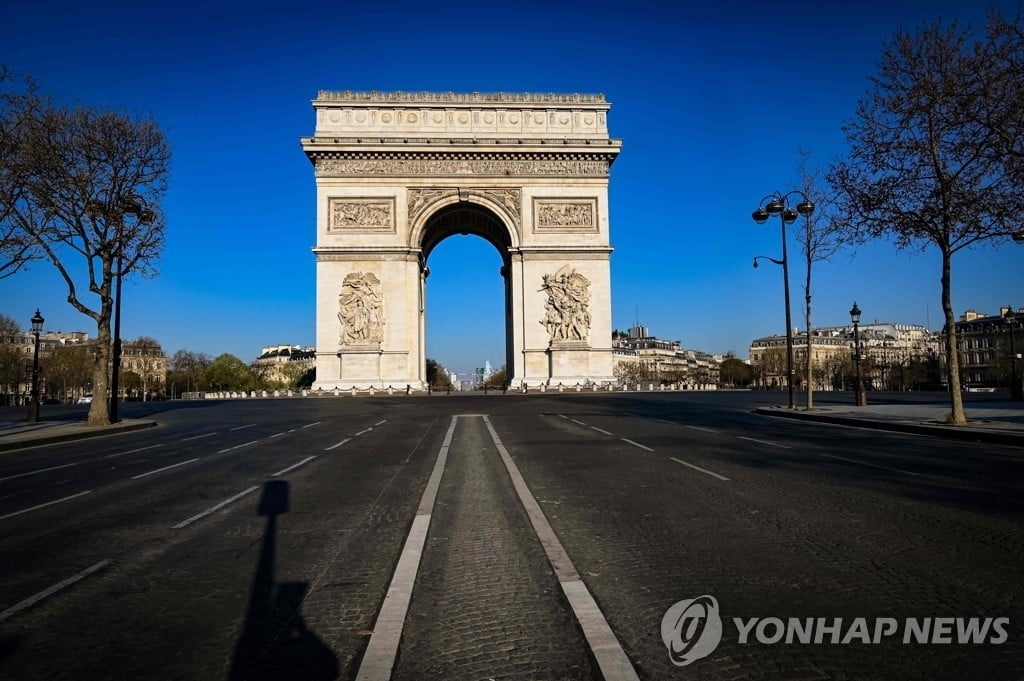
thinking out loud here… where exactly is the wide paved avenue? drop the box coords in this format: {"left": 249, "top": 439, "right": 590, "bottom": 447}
{"left": 0, "top": 393, "right": 1021, "bottom": 680}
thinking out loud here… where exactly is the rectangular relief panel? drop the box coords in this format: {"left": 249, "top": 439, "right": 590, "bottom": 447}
{"left": 327, "top": 197, "right": 396, "bottom": 233}
{"left": 532, "top": 198, "right": 599, "bottom": 233}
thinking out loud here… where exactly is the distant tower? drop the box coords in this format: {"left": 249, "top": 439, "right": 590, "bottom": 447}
{"left": 484, "top": 360, "right": 493, "bottom": 378}
{"left": 628, "top": 324, "right": 648, "bottom": 340}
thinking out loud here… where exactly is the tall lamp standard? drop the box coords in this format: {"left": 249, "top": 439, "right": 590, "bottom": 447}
{"left": 850, "top": 302, "right": 867, "bottom": 407}
{"left": 752, "top": 191, "right": 815, "bottom": 409}
{"left": 1005, "top": 305, "right": 1022, "bottom": 401}
{"left": 26, "top": 309, "right": 44, "bottom": 423}
{"left": 85, "top": 197, "right": 155, "bottom": 424}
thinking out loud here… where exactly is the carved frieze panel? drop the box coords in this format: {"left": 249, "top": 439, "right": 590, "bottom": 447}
{"left": 533, "top": 198, "right": 598, "bottom": 233}
{"left": 540, "top": 265, "right": 592, "bottom": 343}
{"left": 476, "top": 188, "right": 521, "bottom": 222}
{"left": 315, "top": 157, "right": 610, "bottom": 178}
{"left": 328, "top": 198, "right": 395, "bottom": 233}
{"left": 338, "top": 272, "right": 385, "bottom": 346}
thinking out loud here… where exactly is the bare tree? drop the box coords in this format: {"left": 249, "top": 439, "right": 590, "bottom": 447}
{"left": 11, "top": 99, "right": 170, "bottom": 424}
{"left": 828, "top": 19, "right": 1024, "bottom": 424}
{"left": 795, "top": 151, "right": 842, "bottom": 410}
{"left": 0, "top": 66, "right": 44, "bottom": 278}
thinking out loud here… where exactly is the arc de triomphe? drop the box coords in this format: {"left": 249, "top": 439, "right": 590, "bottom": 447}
{"left": 301, "top": 91, "right": 621, "bottom": 389}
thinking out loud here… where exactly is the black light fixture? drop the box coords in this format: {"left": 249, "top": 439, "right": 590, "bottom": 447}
{"left": 27, "top": 309, "right": 44, "bottom": 423}
{"left": 850, "top": 302, "right": 867, "bottom": 407}
{"left": 752, "top": 190, "right": 815, "bottom": 409}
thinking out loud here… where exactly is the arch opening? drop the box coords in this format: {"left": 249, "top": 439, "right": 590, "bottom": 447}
{"left": 420, "top": 202, "right": 515, "bottom": 388}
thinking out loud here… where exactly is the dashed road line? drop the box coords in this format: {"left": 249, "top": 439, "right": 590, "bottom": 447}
{"left": 104, "top": 444, "right": 162, "bottom": 459}
{"left": 570, "top": 418, "right": 587, "bottom": 426}
{"left": 130, "top": 458, "right": 199, "bottom": 480}
{"left": 557, "top": 414, "right": 569, "bottom": 419}
{"left": 819, "top": 453, "right": 921, "bottom": 477}
{"left": 0, "top": 559, "right": 112, "bottom": 622}
{"left": 271, "top": 456, "right": 317, "bottom": 477}
{"left": 303, "top": 421, "right": 322, "bottom": 428}
{"left": 483, "top": 415, "right": 640, "bottom": 681}
{"left": 355, "top": 416, "right": 457, "bottom": 681}
{"left": 669, "top": 456, "right": 731, "bottom": 481}
{"left": 270, "top": 432, "right": 285, "bottom": 438}
{"left": 173, "top": 486, "right": 260, "bottom": 529}
{"left": 354, "top": 428, "right": 373, "bottom": 436}
{"left": 325, "top": 438, "right": 351, "bottom": 452}
{"left": 0, "top": 490, "right": 93, "bottom": 522}
{"left": 374, "top": 419, "right": 388, "bottom": 426}
{"left": 621, "top": 438, "right": 654, "bottom": 452}
{"left": 737, "top": 435, "right": 791, "bottom": 449}
{"left": 181, "top": 432, "right": 217, "bottom": 442}
{"left": 0, "top": 462, "right": 77, "bottom": 483}
{"left": 230, "top": 423, "right": 257, "bottom": 431}
{"left": 590, "top": 426, "right": 612, "bottom": 435}
{"left": 684, "top": 424, "right": 719, "bottom": 434}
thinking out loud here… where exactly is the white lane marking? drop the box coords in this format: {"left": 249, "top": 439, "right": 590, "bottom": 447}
{"left": 104, "top": 444, "right": 162, "bottom": 459}
{"left": 356, "top": 416, "right": 457, "bottom": 681}
{"left": 737, "top": 435, "right": 792, "bottom": 449}
{"left": 181, "top": 432, "right": 217, "bottom": 442}
{"left": 173, "top": 486, "right": 260, "bottom": 529}
{"left": 685, "top": 424, "right": 719, "bottom": 434}
{"left": 0, "top": 559, "right": 112, "bottom": 622}
{"left": 230, "top": 423, "right": 257, "bottom": 431}
{"left": 819, "top": 453, "right": 921, "bottom": 477}
{"left": 270, "top": 432, "right": 285, "bottom": 438}
{"left": 325, "top": 438, "right": 351, "bottom": 451}
{"left": 303, "top": 421, "right": 322, "bottom": 428}
{"left": 482, "top": 416, "right": 640, "bottom": 681}
{"left": 0, "top": 490, "right": 93, "bottom": 522}
{"left": 271, "top": 456, "right": 317, "bottom": 477}
{"left": 621, "top": 438, "right": 654, "bottom": 452}
{"left": 570, "top": 418, "right": 587, "bottom": 426}
{"left": 354, "top": 429, "right": 372, "bottom": 436}
{"left": 52, "top": 479, "right": 72, "bottom": 486}
{"left": 669, "top": 456, "right": 731, "bottom": 482}
{"left": 374, "top": 419, "right": 388, "bottom": 426}
{"left": 590, "top": 426, "right": 613, "bottom": 435}
{"left": 232, "top": 440, "right": 260, "bottom": 451}
{"left": 0, "top": 462, "right": 78, "bottom": 483}
{"left": 288, "top": 429, "right": 295, "bottom": 433}
{"left": 130, "top": 458, "right": 199, "bottom": 480}
{"left": 557, "top": 414, "right": 569, "bottom": 419}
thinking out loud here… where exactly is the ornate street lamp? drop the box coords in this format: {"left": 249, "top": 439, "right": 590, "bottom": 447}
{"left": 850, "top": 302, "right": 867, "bottom": 407}
{"left": 26, "top": 309, "right": 44, "bottom": 423}
{"left": 86, "top": 196, "right": 156, "bottom": 423}
{"left": 752, "top": 190, "right": 814, "bottom": 409}
{"left": 1005, "top": 305, "right": 1022, "bottom": 401}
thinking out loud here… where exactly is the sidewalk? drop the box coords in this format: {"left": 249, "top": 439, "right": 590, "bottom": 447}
{"left": 757, "top": 400, "right": 1024, "bottom": 448}
{"left": 0, "top": 418, "right": 157, "bottom": 453}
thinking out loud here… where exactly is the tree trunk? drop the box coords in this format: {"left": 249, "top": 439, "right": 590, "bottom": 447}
{"left": 941, "top": 249, "right": 966, "bottom": 424}
{"left": 88, "top": 326, "right": 111, "bottom": 425}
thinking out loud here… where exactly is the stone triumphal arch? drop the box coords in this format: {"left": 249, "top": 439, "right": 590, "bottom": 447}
{"left": 300, "top": 91, "right": 621, "bottom": 389}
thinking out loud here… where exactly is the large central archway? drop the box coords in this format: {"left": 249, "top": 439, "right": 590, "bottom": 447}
{"left": 301, "top": 90, "right": 621, "bottom": 389}
{"left": 419, "top": 201, "right": 514, "bottom": 383}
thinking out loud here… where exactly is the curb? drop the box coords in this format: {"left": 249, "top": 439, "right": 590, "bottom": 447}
{"left": 0, "top": 420, "right": 158, "bottom": 453}
{"left": 756, "top": 408, "right": 1024, "bottom": 448}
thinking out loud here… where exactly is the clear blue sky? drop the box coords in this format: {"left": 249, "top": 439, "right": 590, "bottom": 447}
{"left": 3, "top": 0, "right": 1022, "bottom": 375}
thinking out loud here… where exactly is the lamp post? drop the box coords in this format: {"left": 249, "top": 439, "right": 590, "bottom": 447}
{"left": 1005, "top": 305, "right": 1022, "bottom": 401}
{"left": 85, "top": 197, "right": 155, "bottom": 423}
{"left": 752, "top": 191, "right": 814, "bottom": 409}
{"left": 26, "top": 309, "right": 44, "bottom": 423}
{"left": 850, "top": 302, "right": 867, "bottom": 406}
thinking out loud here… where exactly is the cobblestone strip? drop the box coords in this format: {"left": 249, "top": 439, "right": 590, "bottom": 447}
{"left": 355, "top": 416, "right": 457, "bottom": 681}
{"left": 482, "top": 416, "right": 641, "bottom": 681}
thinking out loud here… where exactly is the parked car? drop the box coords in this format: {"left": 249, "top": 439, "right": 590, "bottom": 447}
{"left": 77, "top": 394, "right": 92, "bottom": 405}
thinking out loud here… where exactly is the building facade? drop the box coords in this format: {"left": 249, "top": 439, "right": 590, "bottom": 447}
{"left": 612, "top": 326, "right": 719, "bottom": 388}
{"left": 943, "top": 307, "right": 1023, "bottom": 390}
{"left": 252, "top": 345, "right": 316, "bottom": 387}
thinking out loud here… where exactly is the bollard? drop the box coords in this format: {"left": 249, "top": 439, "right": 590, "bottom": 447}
{"left": 406, "top": 384, "right": 411, "bottom": 395}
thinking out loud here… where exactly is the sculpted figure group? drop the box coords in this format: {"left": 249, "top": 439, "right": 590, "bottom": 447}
{"left": 338, "top": 272, "right": 385, "bottom": 345}
{"left": 540, "top": 265, "right": 592, "bottom": 343}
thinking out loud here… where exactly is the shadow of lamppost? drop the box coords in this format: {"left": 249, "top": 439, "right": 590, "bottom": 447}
{"left": 1005, "top": 305, "right": 1022, "bottom": 401}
